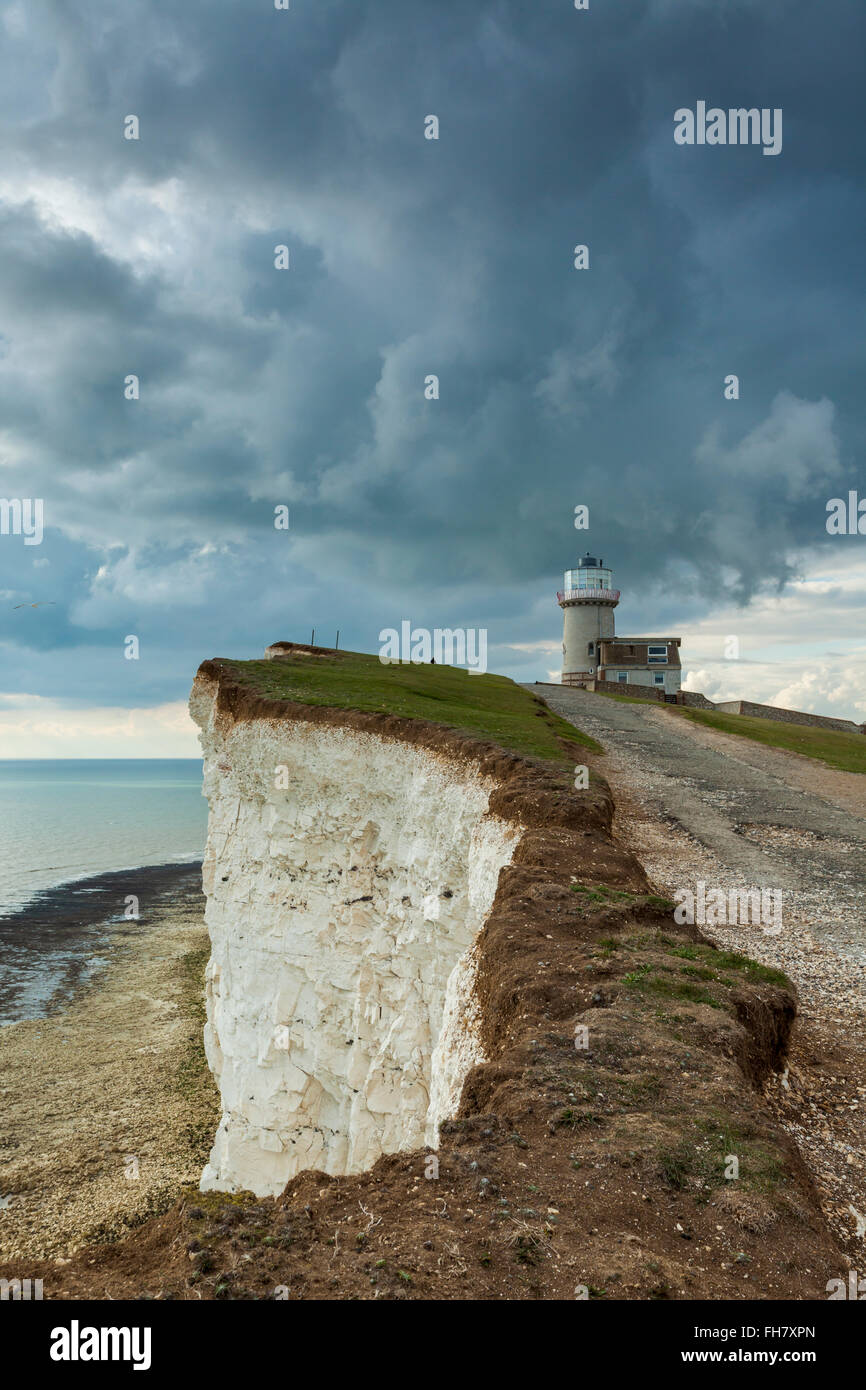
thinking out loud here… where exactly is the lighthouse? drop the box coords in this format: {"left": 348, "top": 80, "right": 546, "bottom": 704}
{"left": 558, "top": 552, "right": 683, "bottom": 694}
{"left": 558, "top": 553, "right": 619, "bottom": 685}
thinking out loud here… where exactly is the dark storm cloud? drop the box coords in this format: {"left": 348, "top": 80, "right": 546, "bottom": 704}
{"left": 0, "top": 0, "right": 863, "bottom": 700}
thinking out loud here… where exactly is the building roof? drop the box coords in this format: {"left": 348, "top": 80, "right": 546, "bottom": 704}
{"left": 603, "top": 636, "right": 681, "bottom": 645}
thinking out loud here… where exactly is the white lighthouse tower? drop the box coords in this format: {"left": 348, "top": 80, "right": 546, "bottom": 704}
{"left": 558, "top": 552, "right": 620, "bottom": 685}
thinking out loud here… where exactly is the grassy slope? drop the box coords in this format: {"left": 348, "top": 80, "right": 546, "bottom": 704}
{"left": 220, "top": 651, "right": 601, "bottom": 763}
{"left": 592, "top": 688, "right": 866, "bottom": 774}
{"left": 666, "top": 705, "right": 866, "bottom": 775}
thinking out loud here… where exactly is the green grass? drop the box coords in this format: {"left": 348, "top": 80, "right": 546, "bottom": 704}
{"left": 625, "top": 971, "right": 723, "bottom": 1009}
{"left": 619, "top": 942, "right": 792, "bottom": 1013}
{"left": 571, "top": 883, "right": 637, "bottom": 903}
{"left": 665, "top": 941, "right": 790, "bottom": 989}
{"left": 710, "top": 949, "right": 791, "bottom": 990}
{"left": 217, "top": 651, "right": 602, "bottom": 763}
{"left": 664, "top": 705, "right": 866, "bottom": 775}
{"left": 657, "top": 1129, "right": 782, "bottom": 1196}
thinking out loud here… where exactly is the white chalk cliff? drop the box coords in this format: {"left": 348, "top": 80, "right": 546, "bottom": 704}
{"left": 190, "top": 676, "right": 521, "bottom": 1197}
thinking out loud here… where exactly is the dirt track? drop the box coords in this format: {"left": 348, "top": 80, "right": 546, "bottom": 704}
{"left": 534, "top": 685, "right": 866, "bottom": 1256}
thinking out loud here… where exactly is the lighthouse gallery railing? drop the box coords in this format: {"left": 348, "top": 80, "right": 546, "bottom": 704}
{"left": 557, "top": 588, "right": 620, "bottom": 604}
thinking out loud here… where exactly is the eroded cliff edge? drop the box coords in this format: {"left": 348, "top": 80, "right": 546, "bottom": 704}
{"left": 178, "top": 653, "right": 842, "bottom": 1297}
{"left": 191, "top": 667, "right": 521, "bottom": 1194}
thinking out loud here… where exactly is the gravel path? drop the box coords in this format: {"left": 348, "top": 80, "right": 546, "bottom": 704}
{"left": 533, "top": 685, "right": 866, "bottom": 1258}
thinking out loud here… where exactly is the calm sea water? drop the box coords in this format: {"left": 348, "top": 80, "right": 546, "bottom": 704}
{"left": 0, "top": 760, "right": 208, "bottom": 916}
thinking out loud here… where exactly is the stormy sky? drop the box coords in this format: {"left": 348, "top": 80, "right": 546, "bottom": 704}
{"left": 0, "top": 0, "right": 864, "bottom": 755}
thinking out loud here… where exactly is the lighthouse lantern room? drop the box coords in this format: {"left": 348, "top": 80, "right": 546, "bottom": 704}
{"left": 557, "top": 552, "right": 682, "bottom": 694}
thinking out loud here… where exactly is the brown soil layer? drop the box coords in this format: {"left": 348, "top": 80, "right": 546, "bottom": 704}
{"left": 0, "top": 663, "right": 847, "bottom": 1298}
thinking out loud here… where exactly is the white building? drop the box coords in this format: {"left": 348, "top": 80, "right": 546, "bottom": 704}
{"left": 558, "top": 552, "right": 682, "bottom": 695}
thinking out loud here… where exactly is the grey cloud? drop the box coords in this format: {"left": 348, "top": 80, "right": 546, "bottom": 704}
{"left": 0, "top": 0, "right": 863, "bottom": 707}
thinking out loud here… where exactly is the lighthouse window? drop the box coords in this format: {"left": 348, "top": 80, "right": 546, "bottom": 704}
{"left": 588, "top": 642, "right": 594, "bottom": 655}
{"left": 648, "top": 645, "right": 668, "bottom": 664}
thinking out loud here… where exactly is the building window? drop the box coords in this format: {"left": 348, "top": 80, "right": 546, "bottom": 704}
{"left": 648, "top": 644, "right": 668, "bottom": 664}
{"left": 588, "top": 642, "right": 594, "bottom": 655}
{"left": 617, "top": 672, "right": 628, "bottom": 684}
{"left": 654, "top": 673, "right": 664, "bottom": 685}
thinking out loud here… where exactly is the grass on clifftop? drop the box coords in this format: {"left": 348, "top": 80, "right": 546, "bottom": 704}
{"left": 666, "top": 705, "right": 866, "bottom": 775}
{"left": 218, "top": 651, "right": 601, "bottom": 764}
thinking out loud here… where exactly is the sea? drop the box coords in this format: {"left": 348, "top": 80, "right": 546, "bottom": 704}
{"left": 0, "top": 760, "right": 208, "bottom": 1024}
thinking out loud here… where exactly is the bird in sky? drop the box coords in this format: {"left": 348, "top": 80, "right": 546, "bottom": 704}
{"left": 12, "top": 601, "right": 56, "bottom": 609}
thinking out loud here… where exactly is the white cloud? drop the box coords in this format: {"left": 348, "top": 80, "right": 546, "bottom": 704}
{"left": 0, "top": 697, "right": 200, "bottom": 757}
{"left": 772, "top": 663, "right": 866, "bottom": 721}
{"left": 679, "top": 547, "right": 866, "bottom": 722}
{"left": 507, "top": 639, "right": 561, "bottom": 655}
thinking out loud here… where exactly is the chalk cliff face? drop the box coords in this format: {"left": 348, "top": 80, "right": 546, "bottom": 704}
{"left": 190, "top": 676, "right": 520, "bottom": 1197}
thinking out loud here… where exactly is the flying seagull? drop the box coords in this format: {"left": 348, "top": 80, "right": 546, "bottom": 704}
{"left": 12, "top": 601, "right": 56, "bottom": 609}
